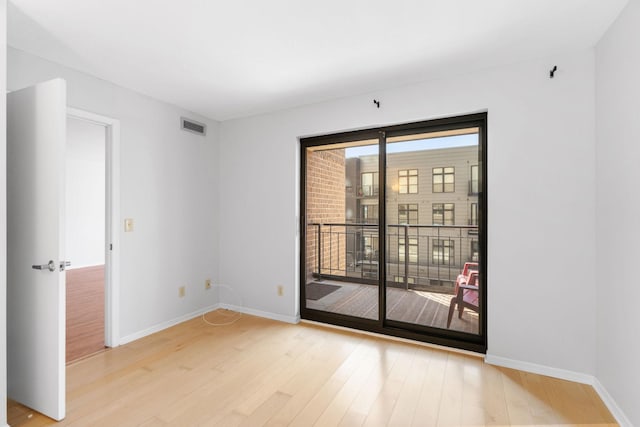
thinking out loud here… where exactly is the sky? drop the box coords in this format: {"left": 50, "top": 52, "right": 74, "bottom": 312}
{"left": 345, "top": 134, "right": 478, "bottom": 158}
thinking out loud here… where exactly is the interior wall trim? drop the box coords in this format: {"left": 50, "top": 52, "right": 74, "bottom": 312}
{"left": 119, "top": 303, "right": 299, "bottom": 346}
{"left": 218, "top": 303, "right": 300, "bottom": 324}
{"left": 485, "top": 353, "right": 593, "bottom": 384}
{"left": 485, "top": 354, "right": 631, "bottom": 426}
{"left": 119, "top": 304, "right": 219, "bottom": 345}
{"left": 593, "top": 378, "right": 633, "bottom": 427}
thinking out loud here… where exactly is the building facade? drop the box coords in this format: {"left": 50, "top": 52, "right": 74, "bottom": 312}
{"left": 347, "top": 145, "right": 479, "bottom": 290}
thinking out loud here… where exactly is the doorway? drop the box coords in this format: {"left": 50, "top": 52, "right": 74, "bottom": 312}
{"left": 65, "top": 116, "right": 107, "bottom": 362}
{"left": 66, "top": 108, "right": 121, "bottom": 356}
{"left": 300, "top": 113, "right": 487, "bottom": 353}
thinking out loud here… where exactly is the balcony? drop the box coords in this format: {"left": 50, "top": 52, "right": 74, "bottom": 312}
{"left": 356, "top": 185, "right": 379, "bottom": 198}
{"left": 305, "top": 222, "right": 480, "bottom": 334}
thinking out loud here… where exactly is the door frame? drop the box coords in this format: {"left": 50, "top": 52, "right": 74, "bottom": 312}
{"left": 67, "top": 107, "right": 121, "bottom": 347}
{"left": 299, "top": 112, "right": 487, "bottom": 353}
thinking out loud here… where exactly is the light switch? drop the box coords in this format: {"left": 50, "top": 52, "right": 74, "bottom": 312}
{"left": 124, "top": 218, "right": 134, "bottom": 232}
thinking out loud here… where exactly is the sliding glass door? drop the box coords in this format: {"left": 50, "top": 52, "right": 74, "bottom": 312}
{"left": 300, "top": 114, "right": 486, "bottom": 352}
{"left": 384, "top": 127, "right": 481, "bottom": 335}
{"left": 302, "top": 135, "right": 380, "bottom": 322}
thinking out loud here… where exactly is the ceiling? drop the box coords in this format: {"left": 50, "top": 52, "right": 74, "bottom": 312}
{"left": 8, "top": 0, "right": 628, "bottom": 121}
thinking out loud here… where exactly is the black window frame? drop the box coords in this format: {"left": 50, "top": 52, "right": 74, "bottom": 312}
{"left": 299, "top": 112, "right": 488, "bottom": 354}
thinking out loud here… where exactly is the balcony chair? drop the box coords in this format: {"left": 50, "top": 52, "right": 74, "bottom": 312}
{"left": 456, "top": 262, "right": 478, "bottom": 288}
{"left": 447, "top": 270, "right": 479, "bottom": 328}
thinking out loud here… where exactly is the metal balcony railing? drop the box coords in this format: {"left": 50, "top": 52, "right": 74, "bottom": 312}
{"left": 357, "top": 185, "right": 379, "bottom": 197}
{"left": 307, "top": 222, "right": 479, "bottom": 292}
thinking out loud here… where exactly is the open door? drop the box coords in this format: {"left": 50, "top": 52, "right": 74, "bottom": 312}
{"left": 7, "top": 79, "right": 67, "bottom": 420}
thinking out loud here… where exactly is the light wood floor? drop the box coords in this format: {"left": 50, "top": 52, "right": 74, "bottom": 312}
{"left": 66, "top": 265, "right": 105, "bottom": 363}
{"left": 8, "top": 311, "right": 616, "bottom": 426}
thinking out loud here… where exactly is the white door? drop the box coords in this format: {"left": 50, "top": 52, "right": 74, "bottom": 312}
{"left": 7, "top": 78, "right": 67, "bottom": 421}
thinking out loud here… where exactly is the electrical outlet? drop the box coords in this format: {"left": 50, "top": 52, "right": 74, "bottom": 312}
{"left": 277, "top": 285, "right": 284, "bottom": 296}
{"left": 205, "top": 279, "right": 212, "bottom": 290}
{"left": 179, "top": 286, "right": 186, "bottom": 298}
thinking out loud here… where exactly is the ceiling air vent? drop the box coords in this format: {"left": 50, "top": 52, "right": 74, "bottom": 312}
{"left": 181, "top": 117, "right": 207, "bottom": 136}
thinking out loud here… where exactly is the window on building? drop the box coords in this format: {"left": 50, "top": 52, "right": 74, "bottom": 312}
{"left": 470, "top": 203, "right": 478, "bottom": 226}
{"left": 398, "top": 204, "right": 418, "bottom": 224}
{"left": 470, "top": 240, "right": 479, "bottom": 262}
{"left": 360, "top": 172, "right": 379, "bottom": 196}
{"left": 398, "top": 237, "right": 418, "bottom": 263}
{"left": 363, "top": 234, "right": 379, "bottom": 261}
{"left": 432, "top": 239, "right": 454, "bottom": 264}
{"left": 433, "top": 167, "right": 455, "bottom": 193}
{"left": 470, "top": 165, "right": 479, "bottom": 194}
{"left": 361, "top": 204, "right": 378, "bottom": 223}
{"left": 399, "top": 169, "right": 418, "bottom": 194}
{"left": 433, "top": 203, "right": 455, "bottom": 225}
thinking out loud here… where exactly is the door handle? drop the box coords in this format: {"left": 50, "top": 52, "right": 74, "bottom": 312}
{"left": 59, "top": 261, "right": 71, "bottom": 271}
{"left": 32, "top": 260, "right": 56, "bottom": 272}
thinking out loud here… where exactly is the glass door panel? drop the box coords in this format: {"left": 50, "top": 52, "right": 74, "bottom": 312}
{"left": 301, "top": 113, "right": 487, "bottom": 353}
{"left": 304, "top": 138, "right": 379, "bottom": 320}
{"left": 385, "top": 128, "right": 481, "bottom": 335}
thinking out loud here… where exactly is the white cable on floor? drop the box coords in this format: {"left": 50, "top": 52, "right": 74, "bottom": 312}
{"left": 202, "top": 283, "right": 243, "bottom": 326}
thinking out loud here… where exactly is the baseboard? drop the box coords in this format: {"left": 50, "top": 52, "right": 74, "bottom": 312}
{"left": 592, "top": 378, "right": 633, "bottom": 427}
{"left": 119, "top": 303, "right": 299, "bottom": 345}
{"left": 119, "top": 304, "right": 220, "bottom": 345}
{"left": 219, "top": 303, "right": 300, "bottom": 324}
{"left": 484, "top": 353, "right": 594, "bottom": 384}
{"left": 485, "top": 354, "right": 632, "bottom": 426}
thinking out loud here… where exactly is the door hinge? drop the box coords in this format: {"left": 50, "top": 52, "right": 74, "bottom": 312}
{"left": 110, "top": 244, "right": 113, "bottom": 250}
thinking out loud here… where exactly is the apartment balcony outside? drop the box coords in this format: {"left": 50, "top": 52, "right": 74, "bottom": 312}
{"left": 305, "top": 222, "right": 480, "bottom": 335}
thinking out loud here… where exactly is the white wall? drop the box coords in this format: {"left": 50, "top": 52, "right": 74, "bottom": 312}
{"left": 220, "top": 51, "right": 598, "bottom": 375}
{"left": 4, "top": 12, "right": 634, "bottom": 424}
{"left": 1, "top": 2, "right": 8, "bottom": 425}
{"left": 7, "top": 47, "right": 220, "bottom": 340}
{"left": 66, "top": 117, "right": 106, "bottom": 269}
{"left": 595, "top": 1, "right": 640, "bottom": 425}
